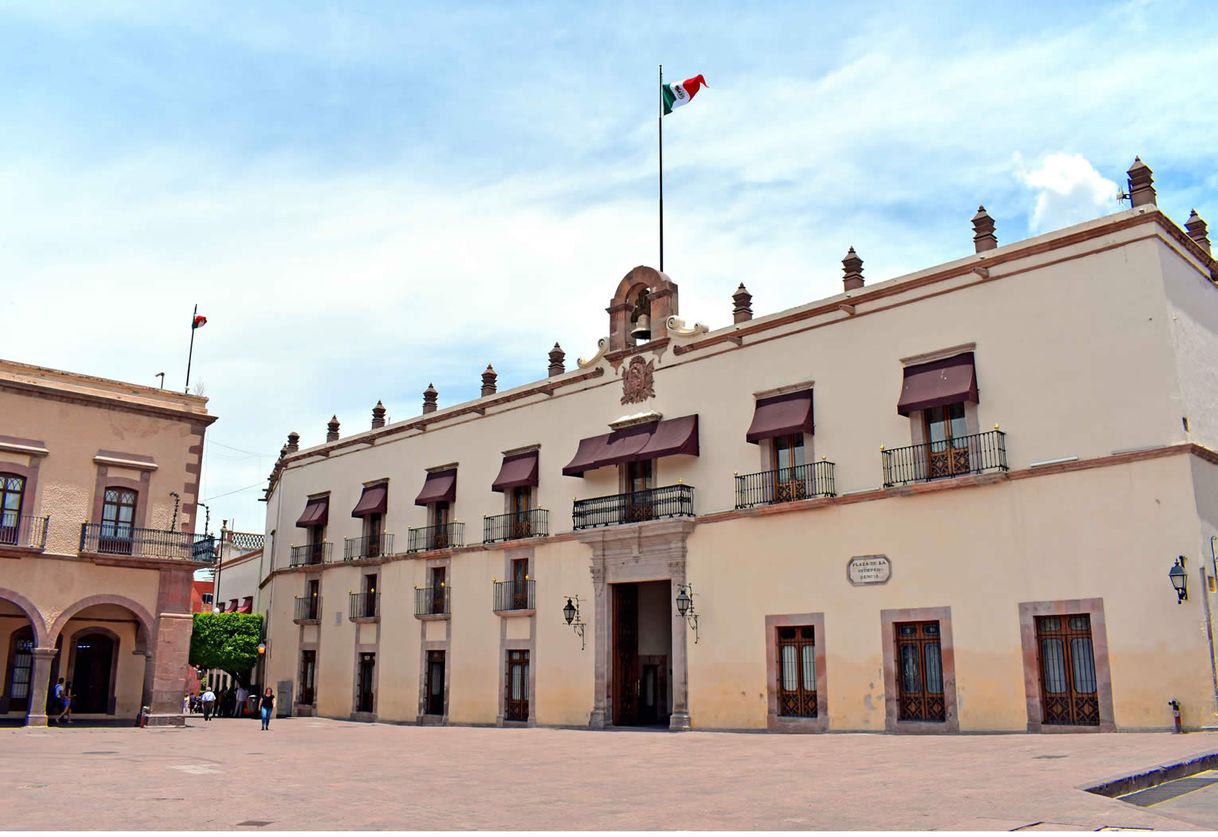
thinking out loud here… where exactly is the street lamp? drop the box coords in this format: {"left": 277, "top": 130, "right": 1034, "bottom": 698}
{"left": 675, "top": 584, "right": 699, "bottom": 644}
{"left": 1170, "top": 556, "right": 1188, "bottom": 604}
{"left": 562, "top": 596, "right": 586, "bottom": 651}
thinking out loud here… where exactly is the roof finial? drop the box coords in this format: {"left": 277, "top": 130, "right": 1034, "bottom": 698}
{"left": 842, "top": 247, "right": 864, "bottom": 291}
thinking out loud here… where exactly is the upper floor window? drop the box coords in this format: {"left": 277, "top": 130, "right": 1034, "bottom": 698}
{"left": 101, "top": 488, "right": 137, "bottom": 554}
{"left": 0, "top": 474, "right": 25, "bottom": 545}
{"left": 772, "top": 434, "right": 806, "bottom": 475}
{"left": 925, "top": 403, "right": 968, "bottom": 451}
{"left": 625, "top": 459, "right": 654, "bottom": 494}
{"left": 510, "top": 486, "right": 531, "bottom": 517}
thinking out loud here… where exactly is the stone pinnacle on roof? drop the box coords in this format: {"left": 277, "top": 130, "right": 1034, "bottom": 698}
{"left": 371, "top": 400, "right": 386, "bottom": 429}
{"left": 422, "top": 383, "right": 438, "bottom": 414}
{"left": 972, "top": 205, "right": 997, "bottom": 253}
{"left": 481, "top": 364, "right": 498, "bottom": 397}
{"left": 548, "top": 343, "right": 566, "bottom": 378}
{"left": 326, "top": 415, "right": 340, "bottom": 442}
{"left": 842, "top": 247, "right": 864, "bottom": 291}
{"left": 732, "top": 283, "right": 753, "bottom": 323}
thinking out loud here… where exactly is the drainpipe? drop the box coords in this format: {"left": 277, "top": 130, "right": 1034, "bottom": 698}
{"left": 1203, "top": 555, "right": 1218, "bottom": 724}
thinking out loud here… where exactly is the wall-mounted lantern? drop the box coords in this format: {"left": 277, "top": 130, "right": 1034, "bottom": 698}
{"left": 563, "top": 595, "right": 586, "bottom": 651}
{"left": 257, "top": 641, "right": 267, "bottom": 656}
{"left": 1169, "top": 556, "right": 1188, "bottom": 604}
{"left": 675, "top": 583, "right": 699, "bottom": 644}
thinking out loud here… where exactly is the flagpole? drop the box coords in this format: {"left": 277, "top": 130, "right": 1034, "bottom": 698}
{"left": 658, "top": 64, "right": 664, "bottom": 273}
{"left": 185, "top": 303, "right": 197, "bottom": 394}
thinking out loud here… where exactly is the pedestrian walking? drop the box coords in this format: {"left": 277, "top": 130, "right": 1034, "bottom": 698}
{"left": 201, "top": 687, "right": 216, "bottom": 721}
{"left": 55, "top": 681, "right": 73, "bottom": 726}
{"left": 234, "top": 684, "right": 248, "bottom": 717}
{"left": 51, "top": 677, "right": 67, "bottom": 725}
{"left": 259, "top": 687, "right": 275, "bottom": 731}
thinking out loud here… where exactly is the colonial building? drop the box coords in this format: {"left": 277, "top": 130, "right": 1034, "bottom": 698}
{"left": 0, "top": 360, "right": 216, "bottom": 725}
{"left": 260, "top": 158, "right": 1218, "bottom": 733}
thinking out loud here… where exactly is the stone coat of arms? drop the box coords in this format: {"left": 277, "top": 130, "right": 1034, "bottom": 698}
{"left": 621, "top": 356, "right": 656, "bottom": 405}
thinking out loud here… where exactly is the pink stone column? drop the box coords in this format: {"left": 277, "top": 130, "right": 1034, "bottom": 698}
{"left": 147, "top": 613, "right": 193, "bottom": 726}
{"left": 24, "top": 647, "right": 56, "bottom": 727}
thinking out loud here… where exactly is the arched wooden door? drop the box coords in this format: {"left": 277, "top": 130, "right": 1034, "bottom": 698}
{"left": 71, "top": 633, "right": 116, "bottom": 714}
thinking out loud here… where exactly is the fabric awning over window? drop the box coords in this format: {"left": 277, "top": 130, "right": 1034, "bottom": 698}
{"left": 351, "top": 483, "right": 388, "bottom": 517}
{"left": 492, "top": 451, "right": 540, "bottom": 493}
{"left": 238, "top": 596, "right": 253, "bottom": 614}
{"left": 228, "top": 599, "right": 239, "bottom": 612}
{"left": 897, "top": 352, "right": 978, "bottom": 416}
{"left": 295, "top": 496, "right": 329, "bottom": 528}
{"left": 563, "top": 415, "right": 700, "bottom": 477}
{"left": 415, "top": 468, "right": 457, "bottom": 506}
{"left": 746, "top": 391, "right": 814, "bottom": 444}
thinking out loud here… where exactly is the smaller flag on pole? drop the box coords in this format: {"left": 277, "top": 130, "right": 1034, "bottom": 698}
{"left": 193, "top": 314, "right": 208, "bottom": 329}
{"left": 662, "top": 74, "right": 707, "bottom": 115}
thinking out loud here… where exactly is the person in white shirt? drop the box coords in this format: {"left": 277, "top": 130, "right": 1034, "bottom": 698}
{"left": 234, "top": 685, "right": 249, "bottom": 718}
{"left": 201, "top": 687, "right": 216, "bottom": 721}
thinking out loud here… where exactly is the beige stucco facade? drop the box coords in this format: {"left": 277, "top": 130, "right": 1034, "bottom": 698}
{"left": 259, "top": 178, "right": 1218, "bottom": 734}
{"left": 0, "top": 360, "right": 215, "bottom": 725}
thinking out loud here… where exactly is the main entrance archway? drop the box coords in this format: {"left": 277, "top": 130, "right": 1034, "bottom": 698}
{"left": 612, "top": 581, "right": 672, "bottom": 727}
{"left": 71, "top": 632, "right": 117, "bottom": 714}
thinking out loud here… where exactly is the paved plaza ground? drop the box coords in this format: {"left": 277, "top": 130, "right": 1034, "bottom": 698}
{"left": 4, "top": 718, "right": 1218, "bottom": 831}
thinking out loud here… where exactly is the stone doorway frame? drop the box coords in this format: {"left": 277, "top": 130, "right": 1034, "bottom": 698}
{"left": 576, "top": 518, "right": 695, "bottom": 731}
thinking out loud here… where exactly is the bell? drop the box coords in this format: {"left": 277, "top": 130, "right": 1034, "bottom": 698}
{"left": 630, "top": 314, "right": 652, "bottom": 341}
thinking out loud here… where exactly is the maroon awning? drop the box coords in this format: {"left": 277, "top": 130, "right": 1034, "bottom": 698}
{"left": 238, "top": 596, "right": 253, "bottom": 614}
{"left": 746, "top": 391, "right": 814, "bottom": 444}
{"left": 897, "top": 352, "right": 978, "bottom": 416}
{"left": 215, "top": 602, "right": 227, "bottom": 613}
{"left": 228, "top": 599, "right": 239, "bottom": 612}
{"left": 637, "top": 415, "right": 699, "bottom": 459}
{"left": 296, "top": 496, "right": 329, "bottom": 528}
{"left": 562, "top": 435, "right": 611, "bottom": 477}
{"left": 415, "top": 469, "right": 457, "bottom": 506}
{"left": 563, "top": 415, "right": 700, "bottom": 477}
{"left": 492, "top": 451, "right": 539, "bottom": 492}
{"left": 351, "top": 483, "right": 388, "bottom": 517}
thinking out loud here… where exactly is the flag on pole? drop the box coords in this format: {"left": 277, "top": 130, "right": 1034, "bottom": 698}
{"left": 662, "top": 74, "right": 707, "bottom": 115}
{"left": 192, "top": 314, "right": 208, "bottom": 329}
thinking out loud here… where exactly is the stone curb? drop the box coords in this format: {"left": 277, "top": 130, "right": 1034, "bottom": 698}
{"left": 1084, "top": 747, "right": 1218, "bottom": 797}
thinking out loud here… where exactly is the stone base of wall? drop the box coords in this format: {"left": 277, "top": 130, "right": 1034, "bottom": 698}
{"left": 145, "top": 713, "right": 185, "bottom": 727}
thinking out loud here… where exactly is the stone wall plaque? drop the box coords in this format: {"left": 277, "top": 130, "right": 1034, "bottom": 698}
{"left": 847, "top": 555, "right": 891, "bottom": 586}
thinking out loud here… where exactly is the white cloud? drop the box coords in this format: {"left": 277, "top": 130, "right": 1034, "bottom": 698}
{"left": 1013, "top": 152, "right": 1121, "bottom": 234}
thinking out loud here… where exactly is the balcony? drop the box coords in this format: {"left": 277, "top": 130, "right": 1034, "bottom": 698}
{"left": 290, "top": 542, "right": 331, "bottom": 566}
{"left": 79, "top": 523, "right": 212, "bottom": 562}
{"left": 493, "top": 580, "right": 535, "bottom": 614}
{"left": 349, "top": 592, "right": 379, "bottom": 621}
{"left": 0, "top": 514, "right": 49, "bottom": 551}
{"left": 572, "top": 484, "right": 695, "bottom": 530}
{"left": 293, "top": 595, "right": 320, "bottom": 623}
{"left": 483, "top": 510, "right": 549, "bottom": 544}
{"left": 735, "top": 461, "right": 836, "bottom": 509}
{"left": 343, "top": 533, "right": 394, "bottom": 561}
{"left": 882, "top": 429, "right": 1008, "bottom": 488}
{"left": 408, "top": 523, "right": 464, "bottom": 553}
{"left": 414, "top": 586, "right": 450, "bottom": 619}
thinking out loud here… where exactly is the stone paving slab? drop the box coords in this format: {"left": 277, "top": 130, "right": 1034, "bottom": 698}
{"left": 2, "top": 718, "right": 1217, "bottom": 830}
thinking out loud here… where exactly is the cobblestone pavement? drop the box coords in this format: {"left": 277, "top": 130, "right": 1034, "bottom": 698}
{"left": 2, "top": 718, "right": 1218, "bottom": 830}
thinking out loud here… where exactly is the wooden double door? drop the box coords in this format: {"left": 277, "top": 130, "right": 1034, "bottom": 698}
{"left": 612, "top": 583, "right": 669, "bottom": 727}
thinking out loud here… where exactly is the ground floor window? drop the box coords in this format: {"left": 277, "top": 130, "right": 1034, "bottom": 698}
{"left": 504, "top": 650, "right": 529, "bottom": 722}
{"left": 356, "top": 652, "right": 375, "bottom": 713}
{"left": 1036, "top": 614, "right": 1099, "bottom": 726}
{"left": 895, "top": 621, "right": 945, "bottom": 722}
{"left": 5, "top": 626, "right": 34, "bottom": 712}
{"left": 777, "top": 626, "right": 817, "bottom": 718}
{"left": 298, "top": 650, "right": 316, "bottom": 705}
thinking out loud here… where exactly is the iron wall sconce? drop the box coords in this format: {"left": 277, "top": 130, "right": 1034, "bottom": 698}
{"left": 675, "top": 583, "right": 699, "bottom": 644}
{"left": 563, "top": 595, "right": 586, "bottom": 650}
{"left": 1169, "top": 555, "right": 1188, "bottom": 604}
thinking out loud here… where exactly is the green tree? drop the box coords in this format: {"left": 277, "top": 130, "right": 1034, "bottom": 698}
{"left": 189, "top": 613, "right": 263, "bottom": 685}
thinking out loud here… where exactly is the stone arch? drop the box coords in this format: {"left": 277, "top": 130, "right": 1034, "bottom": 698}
{"left": 607, "top": 266, "right": 679, "bottom": 351}
{"left": 0, "top": 587, "right": 49, "bottom": 647}
{"left": 49, "top": 594, "right": 156, "bottom": 654}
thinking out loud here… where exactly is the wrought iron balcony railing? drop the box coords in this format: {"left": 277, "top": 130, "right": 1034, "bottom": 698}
{"left": 572, "top": 484, "right": 695, "bottom": 530}
{"left": 0, "top": 514, "right": 49, "bottom": 551}
{"left": 414, "top": 586, "right": 450, "bottom": 618}
{"left": 344, "top": 533, "right": 394, "bottom": 561}
{"left": 349, "top": 592, "right": 379, "bottom": 620}
{"left": 483, "top": 510, "right": 549, "bottom": 544}
{"left": 79, "top": 522, "right": 211, "bottom": 562}
{"left": 407, "top": 522, "right": 464, "bottom": 553}
{"left": 493, "top": 579, "right": 535, "bottom": 612}
{"left": 225, "top": 530, "right": 266, "bottom": 553}
{"left": 293, "top": 595, "right": 320, "bottom": 623}
{"left": 882, "top": 429, "right": 1008, "bottom": 488}
{"left": 290, "top": 542, "right": 331, "bottom": 566}
{"left": 735, "top": 461, "right": 836, "bottom": 509}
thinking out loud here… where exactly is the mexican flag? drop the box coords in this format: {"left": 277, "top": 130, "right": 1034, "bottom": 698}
{"left": 193, "top": 314, "right": 207, "bottom": 329}
{"left": 662, "top": 74, "right": 707, "bottom": 115}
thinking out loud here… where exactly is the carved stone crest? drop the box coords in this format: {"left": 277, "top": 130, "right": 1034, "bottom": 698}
{"left": 621, "top": 356, "right": 656, "bottom": 405}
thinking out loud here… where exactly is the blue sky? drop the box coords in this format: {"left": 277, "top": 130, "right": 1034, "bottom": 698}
{"left": 2, "top": 0, "right": 1216, "bottom": 533}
